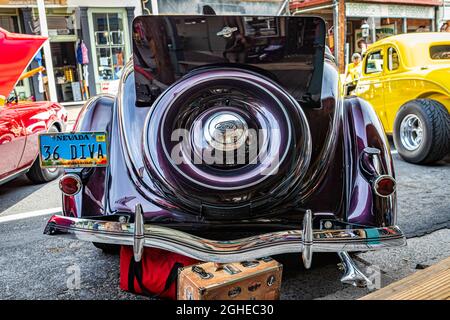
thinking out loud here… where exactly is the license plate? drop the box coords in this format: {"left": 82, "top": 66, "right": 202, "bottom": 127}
{"left": 39, "top": 132, "right": 108, "bottom": 168}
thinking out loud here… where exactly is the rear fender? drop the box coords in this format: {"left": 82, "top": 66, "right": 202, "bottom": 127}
{"left": 63, "top": 94, "right": 115, "bottom": 218}
{"left": 343, "top": 97, "right": 396, "bottom": 227}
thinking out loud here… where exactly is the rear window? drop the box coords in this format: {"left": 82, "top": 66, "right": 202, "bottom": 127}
{"left": 430, "top": 45, "right": 450, "bottom": 60}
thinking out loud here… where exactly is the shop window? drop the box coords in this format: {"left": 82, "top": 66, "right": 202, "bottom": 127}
{"left": 93, "top": 12, "right": 126, "bottom": 81}
{"left": 365, "top": 50, "right": 384, "bottom": 74}
{"left": 430, "top": 45, "right": 450, "bottom": 60}
{"left": 0, "top": 15, "right": 19, "bottom": 32}
{"left": 388, "top": 47, "right": 399, "bottom": 71}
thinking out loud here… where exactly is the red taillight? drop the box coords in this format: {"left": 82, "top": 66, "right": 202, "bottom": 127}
{"left": 59, "top": 174, "right": 82, "bottom": 196}
{"left": 373, "top": 175, "right": 396, "bottom": 197}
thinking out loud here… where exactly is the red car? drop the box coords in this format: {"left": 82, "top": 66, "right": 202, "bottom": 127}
{"left": 0, "top": 28, "right": 67, "bottom": 185}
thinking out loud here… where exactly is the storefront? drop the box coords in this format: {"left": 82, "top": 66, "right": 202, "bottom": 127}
{"left": 34, "top": 7, "right": 85, "bottom": 103}
{"left": 44, "top": 4, "right": 135, "bottom": 101}
{"left": 438, "top": 0, "right": 450, "bottom": 30}
{"left": 0, "top": 1, "right": 140, "bottom": 104}
{"left": 143, "top": 0, "right": 284, "bottom": 15}
{"left": 290, "top": 0, "right": 441, "bottom": 69}
{"left": 345, "top": 2, "right": 436, "bottom": 60}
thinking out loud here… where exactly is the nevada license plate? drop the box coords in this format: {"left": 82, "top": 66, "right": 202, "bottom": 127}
{"left": 39, "top": 132, "right": 108, "bottom": 168}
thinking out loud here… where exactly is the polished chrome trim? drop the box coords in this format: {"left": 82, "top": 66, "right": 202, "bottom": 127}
{"left": 59, "top": 173, "right": 82, "bottom": 196}
{"left": 362, "top": 147, "right": 382, "bottom": 175}
{"left": 302, "top": 210, "right": 313, "bottom": 269}
{"left": 203, "top": 111, "right": 248, "bottom": 152}
{"left": 45, "top": 214, "right": 406, "bottom": 263}
{"left": 133, "top": 204, "right": 144, "bottom": 262}
{"left": 373, "top": 175, "right": 396, "bottom": 198}
{"left": 338, "top": 251, "right": 372, "bottom": 288}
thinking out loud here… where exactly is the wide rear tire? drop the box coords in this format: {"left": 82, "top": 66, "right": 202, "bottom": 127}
{"left": 393, "top": 99, "right": 450, "bottom": 164}
{"left": 26, "top": 125, "right": 62, "bottom": 183}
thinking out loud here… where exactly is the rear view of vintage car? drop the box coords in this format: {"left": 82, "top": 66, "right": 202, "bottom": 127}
{"left": 43, "top": 15, "right": 406, "bottom": 286}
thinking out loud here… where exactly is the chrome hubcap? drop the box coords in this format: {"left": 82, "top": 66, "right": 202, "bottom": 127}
{"left": 400, "top": 114, "right": 423, "bottom": 151}
{"left": 204, "top": 112, "right": 248, "bottom": 152}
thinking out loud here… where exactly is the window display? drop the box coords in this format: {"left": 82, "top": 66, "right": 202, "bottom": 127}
{"left": 93, "top": 12, "right": 126, "bottom": 82}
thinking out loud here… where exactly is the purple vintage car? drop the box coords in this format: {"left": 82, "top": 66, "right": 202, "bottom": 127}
{"left": 43, "top": 15, "right": 406, "bottom": 287}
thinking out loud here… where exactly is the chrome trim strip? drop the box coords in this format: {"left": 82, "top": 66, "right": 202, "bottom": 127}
{"left": 133, "top": 203, "right": 144, "bottom": 262}
{"left": 45, "top": 214, "right": 406, "bottom": 263}
{"left": 302, "top": 210, "right": 313, "bottom": 269}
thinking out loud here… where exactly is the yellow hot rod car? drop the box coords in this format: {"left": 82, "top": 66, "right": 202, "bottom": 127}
{"left": 355, "top": 33, "right": 450, "bottom": 164}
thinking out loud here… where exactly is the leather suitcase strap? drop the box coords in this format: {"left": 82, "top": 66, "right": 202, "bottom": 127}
{"left": 128, "top": 258, "right": 182, "bottom": 299}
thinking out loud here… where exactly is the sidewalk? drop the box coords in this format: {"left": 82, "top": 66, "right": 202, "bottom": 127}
{"left": 360, "top": 256, "right": 450, "bottom": 300}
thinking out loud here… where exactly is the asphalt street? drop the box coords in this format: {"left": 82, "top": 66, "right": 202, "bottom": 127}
{"left": 0, "top": 106, "right": 449, "bottom": 299}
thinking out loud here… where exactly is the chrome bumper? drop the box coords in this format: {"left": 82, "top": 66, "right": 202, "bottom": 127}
{"left": 44, "top": 206, "right": 406, "bottom": 265}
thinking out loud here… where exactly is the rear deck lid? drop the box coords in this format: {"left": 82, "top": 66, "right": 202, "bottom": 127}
{"left": 132, "top": 15, "right": 326, "bottom": 107}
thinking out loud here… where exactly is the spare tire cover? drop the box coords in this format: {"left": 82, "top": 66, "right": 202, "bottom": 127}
{"left": 143, "top": 68, "right": 311, "bottom": 218}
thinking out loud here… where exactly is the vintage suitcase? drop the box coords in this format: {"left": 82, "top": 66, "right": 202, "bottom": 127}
{"left": 177, "top": 257, "right": 282, "bottom": 300}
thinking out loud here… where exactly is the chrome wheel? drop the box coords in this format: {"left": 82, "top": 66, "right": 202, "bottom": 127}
{"left": 400, "top": 114, "right": 423, "bottom": 151}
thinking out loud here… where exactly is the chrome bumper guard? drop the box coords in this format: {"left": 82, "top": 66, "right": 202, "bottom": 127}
{"left": 44, "top": 205, "right": 406, "bottom": 265}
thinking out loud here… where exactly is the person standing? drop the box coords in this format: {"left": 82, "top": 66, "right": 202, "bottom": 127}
{"left": 440, "top": 22, "right": 450, "bottom": 32}
{"left": 345, "top": 53, "right": 362, "bottom": 95}
{"left": 357, "top": 39, "right": 368, "bottom": 55}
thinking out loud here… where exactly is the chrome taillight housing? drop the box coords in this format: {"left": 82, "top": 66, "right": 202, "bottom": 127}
{"left": 59, "top": 173, "right": 82, "bottom": 196}
{"left": 373, "top": 175, "right": 396, "bottom": 197}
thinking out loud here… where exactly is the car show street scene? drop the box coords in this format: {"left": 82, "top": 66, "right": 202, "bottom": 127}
{"left": 0, "top": 145, "right": 449, "bottom": 299}
{"left": 0, "top": 0, "right": 449, "bottom": 303}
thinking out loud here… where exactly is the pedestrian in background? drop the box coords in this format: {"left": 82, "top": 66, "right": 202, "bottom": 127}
{"left": 416, "top": 25, "right": 428, "bottom": 32}
{"left": 357, "top": 39, "right": 368, "bottom": 56}
{"left": 345, "top": 53, "right": 362, "bottom": 95}
{"left": 440, "top": 22, "right": 450, "bottom": 32}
